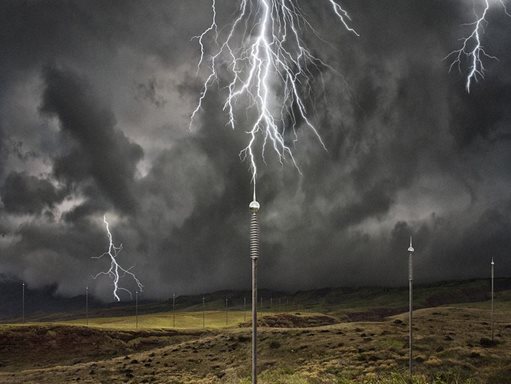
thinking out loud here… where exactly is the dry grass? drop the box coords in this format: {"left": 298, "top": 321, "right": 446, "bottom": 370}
{"left": 63, "top": 310, "right": 255, "bottom": 330}
{"left": 0, "top": 304, "right": 509, "bottom": 383}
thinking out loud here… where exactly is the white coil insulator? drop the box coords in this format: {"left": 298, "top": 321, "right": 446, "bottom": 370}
{"left": 250, "top": 212, "right": 260, "bottom": 260}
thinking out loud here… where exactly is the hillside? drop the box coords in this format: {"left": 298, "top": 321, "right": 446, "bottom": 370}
{"left": 2, "top": 277, "right": 510, "bottom": 323}
{"left": 0, "top": 277, "right": 510, "bottom": 382}
{"left": 0, "top": 304, "right": 510, "bottom": 383}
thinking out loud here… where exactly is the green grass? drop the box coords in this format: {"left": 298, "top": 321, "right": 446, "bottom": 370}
{"left": 44, "top": 309, "right": 332, "bottom": 330}
{"left": 62, "top": 309, "right": 273, "bottom": 330}
{"left": 8, "top": 278, "right": 509, "bottom": 328}
{"left": 1, "top": 291, "right": 510, "bottom": 384}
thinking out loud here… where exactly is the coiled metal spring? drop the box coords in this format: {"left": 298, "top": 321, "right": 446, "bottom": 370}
{"left": 250, "top": 212, "right": 259, "bottom": 260}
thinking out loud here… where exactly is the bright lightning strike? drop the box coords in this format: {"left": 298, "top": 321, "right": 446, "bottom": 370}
{"left": 92, "top": 216, "right": 143, "bottom": 302}
{"left": 190, "top": 0, "right": 357, "bottom": 200}
{"left": 447, "top": 0, "right": 510, "bottom": 93}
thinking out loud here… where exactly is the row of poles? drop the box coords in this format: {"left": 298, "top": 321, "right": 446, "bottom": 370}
{"left": 84, "top": 288, "right": 255, "bottom": 330}
{"left": 14, "top": 213, "right": 497, "bottom": 384}
{"left": 249, "top": 202, "right": 499, "bottom": 383}
{"left": 406, "top": 240, "right": 496, "bottom": 381}
{"left": 137, "top": 294, "right": 243, "bottom": 329}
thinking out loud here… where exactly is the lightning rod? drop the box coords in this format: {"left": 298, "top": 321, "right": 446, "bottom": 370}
{"left": 408, "top": 236, "right": 415, "bottom": 381}
{"left": 249, "top": 200, "right": 260, "bottom": 384}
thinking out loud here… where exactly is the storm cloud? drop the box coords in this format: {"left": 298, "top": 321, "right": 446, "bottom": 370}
{"left": 1, "top": 171, "right": 65, "bottom": 215}
{"left": 0, "top": 0, "right": 510, "bottom": 301}
{"left": 41, "top": 66, "right": 144, "bottom": 214}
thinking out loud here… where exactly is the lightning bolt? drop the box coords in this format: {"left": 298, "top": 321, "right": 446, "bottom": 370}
{"left": 92, "top": 216, "right": 143, "bottom": 302}
{"left": 446, "top": 0, "right": 510, "bottom": 93}
{"left": 190, "top": 0, "right": 357, "bottom": 200}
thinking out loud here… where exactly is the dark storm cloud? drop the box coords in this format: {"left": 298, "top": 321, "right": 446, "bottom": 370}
{"left": 0, "top": 127, "right": 6, "bottom": 182}
{"left": 0, "top": 171, "right": 65, "bottom": 215}
{"left": 40, "top": 66, "right": 143, "bottom": 214}
{"left": 0, "top": 0, "right": 511, "bottom": 300}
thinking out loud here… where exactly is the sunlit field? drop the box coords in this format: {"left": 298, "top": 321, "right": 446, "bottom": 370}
{"left": 63, "top": 310, "right": 267, "bottom": 330}
{"left": 1, "top": 285, "right": 510, "bottom": 384}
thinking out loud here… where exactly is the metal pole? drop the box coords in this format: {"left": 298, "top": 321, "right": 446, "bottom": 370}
{"left": 135, "top": 291, "right": 139, "bottom": 329}
{"left": 225, "top": 297, "right": 229, "bottom": 325}
{"left": 22, "top": 282, "right": 25, "bottom": 323}
{"left": 173, "top": 292, "right": 176, "bottom": 328}
{"left": 202, "top": 296, "right": 205, "bottom": 329}
{"left": 249, "top": 200, "right": 260, "bottom": 384}
{"left": 408, "top": 237, "right": 415, "bottom": 382}
{"left": 491, "top": 258, "right": 495, "bottom": 342}
{"left": 86, "top": 286, "right": 89, "bottom": 326}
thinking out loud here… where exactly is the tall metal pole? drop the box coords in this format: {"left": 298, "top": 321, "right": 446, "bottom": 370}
{"left": 491, "top": 258, "right": 495, "bottom": 342}
{"left": 22, "top": 282, "right": 25, "bottom": 324}
{"left": 135, "top": 291, "right": 139, "bottom": 329}
{"left": 202, "top": 296, "right": 206, "bottom": 329}
{"left": 408, "top": 236, "right": 415, "bottom": 381}
{"left": 85, "top": 286, "right": 89, "bottom": 326}
{"left": 172, "top": 292, "right": 176, "bottom": 328}
{"left": 249, "top": 200, "right": 260, "bottom": 384}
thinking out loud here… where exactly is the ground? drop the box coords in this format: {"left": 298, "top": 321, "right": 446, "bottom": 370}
{"left": 0, "top": 279, "right": 511, "bottom": 384}
{"left": 0, "top": 281, "right": 510, "bottom": 383}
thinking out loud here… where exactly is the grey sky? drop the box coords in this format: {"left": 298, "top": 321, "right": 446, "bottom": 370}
{"left": 0, "top": 0, "right": 510, "bottom": 301}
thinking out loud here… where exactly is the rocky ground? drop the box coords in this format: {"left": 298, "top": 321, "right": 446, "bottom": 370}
{"left": 0, "top": 306, "right": 510, "bottom": 383}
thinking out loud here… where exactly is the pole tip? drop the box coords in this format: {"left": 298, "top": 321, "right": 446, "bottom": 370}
{"left": 249, "top": 200, "right": 260, "bottom": 213}
{"left": 491, "top": 258, "right": 494, "bottom": 265}
{"left": 408, "top": 236, "right": 414, "bottom": 253}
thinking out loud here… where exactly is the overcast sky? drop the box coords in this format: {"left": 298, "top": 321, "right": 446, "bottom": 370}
{"left": 1, "top": 0, "right": 510, "bottom": 301}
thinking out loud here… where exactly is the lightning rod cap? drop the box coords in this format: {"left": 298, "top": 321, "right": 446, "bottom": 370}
{"left": 249, "top": 200, "right": 260, "bottom": 213}
{"left": 408, "top": 236, "right": 414, "bottom": 253}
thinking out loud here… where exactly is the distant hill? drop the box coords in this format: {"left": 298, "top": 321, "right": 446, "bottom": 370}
{"left": 0, "top": 276, "right": 101, "bottom": 321}
{"left": 1, "top": 275, "right": 510, "bottom": 322}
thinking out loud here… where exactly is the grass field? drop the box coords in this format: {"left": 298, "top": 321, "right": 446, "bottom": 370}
{"left": 63, "top": 310, "right": 263, "bottom": 329}
{"left": 0, "top": 280, "right": 510, "bottom": 383}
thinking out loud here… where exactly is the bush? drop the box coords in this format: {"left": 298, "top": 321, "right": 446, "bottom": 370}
{"left": 269, "top": 340, "right": 281, "bottom": 349}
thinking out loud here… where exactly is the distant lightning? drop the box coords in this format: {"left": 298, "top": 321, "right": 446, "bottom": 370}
{"left": 92, "top": 216, "right": 143, "bottom": 302}
{"left": 190, "top": 0, "right": 357, "bottom": 200}
{"left": 447, "top": 0, "right": 510, "bottom": 93}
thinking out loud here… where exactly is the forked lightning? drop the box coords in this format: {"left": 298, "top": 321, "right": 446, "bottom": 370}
{"left": 447, "top": 0, "right": 510, "bottom": 92}
{"left": 92, "top": 216, "right": 143, "bottom": 302}
{"left": 190, "top": 0, "right": 357, "bottom": 200}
